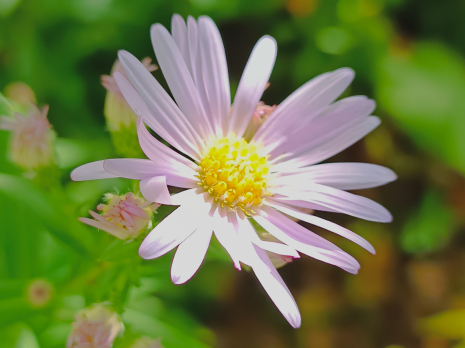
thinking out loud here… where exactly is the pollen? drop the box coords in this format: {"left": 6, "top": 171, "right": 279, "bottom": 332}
{"left": 197, "top": 134, "right": 271, "bottom": 214}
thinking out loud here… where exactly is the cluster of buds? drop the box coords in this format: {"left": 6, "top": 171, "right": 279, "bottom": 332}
{"left": 0, "top": 104, "right": 55, "bottom": 171}
{"left": 79, "top": 192, "right": 159, "bottom": 240}
{"left": 101, "top": 58, "right": 157, "bottom": 158}
{"left": 67, "top": 304, "right": 124, "bottom": 348}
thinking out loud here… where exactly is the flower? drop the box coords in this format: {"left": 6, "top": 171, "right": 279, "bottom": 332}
{"left": 79, "top": 192, "right": 159, "bottom": 240}
{"left": 0, "top": 104, "right": 55, "bottom": 170}
{"left": 67, "top": 304, "right": 124, "bottom": 348}
{"left": 71, "top": 14, "right": 397, "bottom": 328}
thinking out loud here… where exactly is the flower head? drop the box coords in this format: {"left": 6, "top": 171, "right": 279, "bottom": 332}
{"left": 72, "top": 14, "right": 397, "bottom": 328}
{"left": 0, "top": 105, "right": 55, "bottom": 170}
{"left": 67, "top": 304, "right": 124, "bottom": 348}
{"left": 79, "top": 192, "right": 159, "bottom": 240}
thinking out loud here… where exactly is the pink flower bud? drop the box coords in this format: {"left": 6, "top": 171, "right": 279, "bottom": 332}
{"left": 67, "top": 304, "right": 124, "bottom": 348}
{"left": 79, "top": 192, "right": 159, "bottom": 240}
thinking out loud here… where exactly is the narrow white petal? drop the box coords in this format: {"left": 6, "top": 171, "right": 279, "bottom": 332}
{"left": 213, "top": 214, "right": 242, "bottom": 270}
{"left": 237, "top": 217, "right": 299, "bottom": 258}
{"left": 198, "top": 16, "right": 231, "bottom": 137}
{"left": 250, "top": 245, "right": 301, "bottom": 328}
{"left": 271, "top": 116, "right": 381, "bottom": 170}
{"left": 266, "top": 199, "right": 375, "bottom": 254}
{"left": 102, "top": 159, "right": 161, "bottom": 180}
{"left": 274, "top": 162, "right": 397, "bottom": 190}
{"left": 117, "top": 51, "right": 202, "bottom": 160}
{"left": 254, "top": 68, "right": 355, "bottom": 145}
{"left": 71, "top": 160, "right": 117, "bottom": 181}
{"left": 140, "top": 176, "right": 172, "bottom": 205}
{"left": 269, "top": 96, "right": 375, "bottom": 158}
{"left": 151, "top": 24, "right": 213, "bottom": 141}
{"left": 136, "top": 117, "right": 198, "bottom": 172}
{"left": 139, "top": 193, "right": 209, "bottom": 259}
{"left": 274, "top": 183, "right": 392, "bottom": 222}
{"left": 171, "top": 14, "right": 190, "bottom": 67}
{"left": 114, "top": 72, "right": 187, "bottom": 152}
{"left": 229, "top": 36, "right": 277, "bottom": 137}
{"left": 171, "top": 224, "right": 213, "bottom": 284}
{"left": 254, "top": 208, "right": 360, "bottom": 273}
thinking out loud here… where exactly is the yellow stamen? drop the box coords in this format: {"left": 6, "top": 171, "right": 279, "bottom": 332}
{"left": 198, "top": 134, "right": 270, "bottom": 214}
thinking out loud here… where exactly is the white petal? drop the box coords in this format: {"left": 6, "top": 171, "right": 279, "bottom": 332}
{"left": 113, "top": 72, "right": 188, "bottom": 153}
{"left": 250, "top": 245, "right": 301, "bottom": 328}
{"left": 198, "top": 16, "right": 231, "bottom": 137}
{"left": 266, "top": 199, "right": 375, "bottom": 254}
{"left": 274, "top": 162, "right": 397, "bottom": 191}
{"left": 171, "top": 14, "right": 190, "bottom": 67}
{"left": 269, "top": 96, "right": 375, "bottom": 158}
{"left": 171, "top": 224, "right": 213, "bottom": 284}
{"left": 254, "top": 68, "right": 355, "bottom": 146}
{"left": 71, "top": 160, "right": 117, "bottom": 181}
{"left": 230, "top": 35, "right": 277, "bottom": 137}
{"left": 117, "top": 51, "right": 202, "bottom": 160}
{"left": 271, "top": 116, "right": 381, "bottom": 170}
{"left": 213, "top": 214, "right": 242, "bottom": 270}
{"left": 140, "top": 176, "right": 172, "bottom": 205}
{"left": 151, "top": 24, "right": 213, "bottom": 142}
{"left": 274, "top": 183, "right": 392, "bottom": 222}
{"left": 103, "top": 157, "right": 196, "bottom": 188}
{"left": 139, "top": 192, "right": 209, "bottom": 259}
{"left": 136, "top": 117, "right": 198, "bottom": 172}
{"left": 254, "top": 207, "right": 360, "bottom": 273}
{"left": 102, "top": 158, "right": 161, "bottom": 179}
{"left": 237, "top": 217, "right": 299, "bottom": 258}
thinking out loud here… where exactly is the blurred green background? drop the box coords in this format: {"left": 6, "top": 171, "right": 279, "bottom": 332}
{"left": 1, "top": 0, "right": 465, "bottom": 347}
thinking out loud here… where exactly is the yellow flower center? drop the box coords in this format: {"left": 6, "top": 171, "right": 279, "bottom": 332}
{"left": 197, "top": 134, "right": 270, "bottom": 214}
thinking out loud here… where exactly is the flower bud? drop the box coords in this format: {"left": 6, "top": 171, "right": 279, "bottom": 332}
{"left": 243, "top": 102, "right": 276, "bottom": 140}
{"left": 79, "top": 192, "right": 159, "bottom": 240}
{"left": 67, "top": 304, "right": 124, "bottom": 348}
{"left": 0, "top": 104, "right": 55, "bottom": 170}
{"left": 260, "top": 233, "right": 295, "bottom": 269}
{"left": 26, "top": 279, "right": 54, "bottom": 308}
{"left": 101, "top": 58, "right": 157, "bottom": 158}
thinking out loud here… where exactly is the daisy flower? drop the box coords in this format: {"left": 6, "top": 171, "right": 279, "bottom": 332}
{"left": 71, "top": 14, "right": 396, "bottom": 328}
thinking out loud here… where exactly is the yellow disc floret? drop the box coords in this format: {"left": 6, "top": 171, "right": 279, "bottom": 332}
{"left": 197, "top": 134, "right": 271, "bottom": 215}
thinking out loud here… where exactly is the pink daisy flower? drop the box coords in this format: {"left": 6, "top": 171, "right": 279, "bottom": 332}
{"left": 71, "top": 15, "right": 396, "bottom": 328}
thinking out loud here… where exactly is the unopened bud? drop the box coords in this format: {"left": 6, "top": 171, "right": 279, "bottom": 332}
{"left": 243, "top": 102, "right": 276, "bottom": 140}
{"left": 79, "top": 192, "right": 159, "bottom": 240}
{"left": 101, "top": 58, "right": 157, "bottom": 158}
{"left": 67, "top": 304, "right": 124, "bottom": 348}
{"left": 26, "top": 279, "right": 54, "bottom": 308}
{"left": 0, "top": 105, "right": 55, "bottom": 170}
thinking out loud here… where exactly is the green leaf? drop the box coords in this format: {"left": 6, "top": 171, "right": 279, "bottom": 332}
{"left": 401, "top": 189, "right": 456, "bottom": 254}
{"left": 376, "top": 42, "right": 465, "bottom": 174}
{"left": 0, "top": 173, "right": 96, "bottom": 257}
{"left": 420, "top": 309, "right": 465, "bottom": 340}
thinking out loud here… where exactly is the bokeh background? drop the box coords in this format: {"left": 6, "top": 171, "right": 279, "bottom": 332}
{"left": 1, "top": 0, "right": 465, "bottom": 347}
